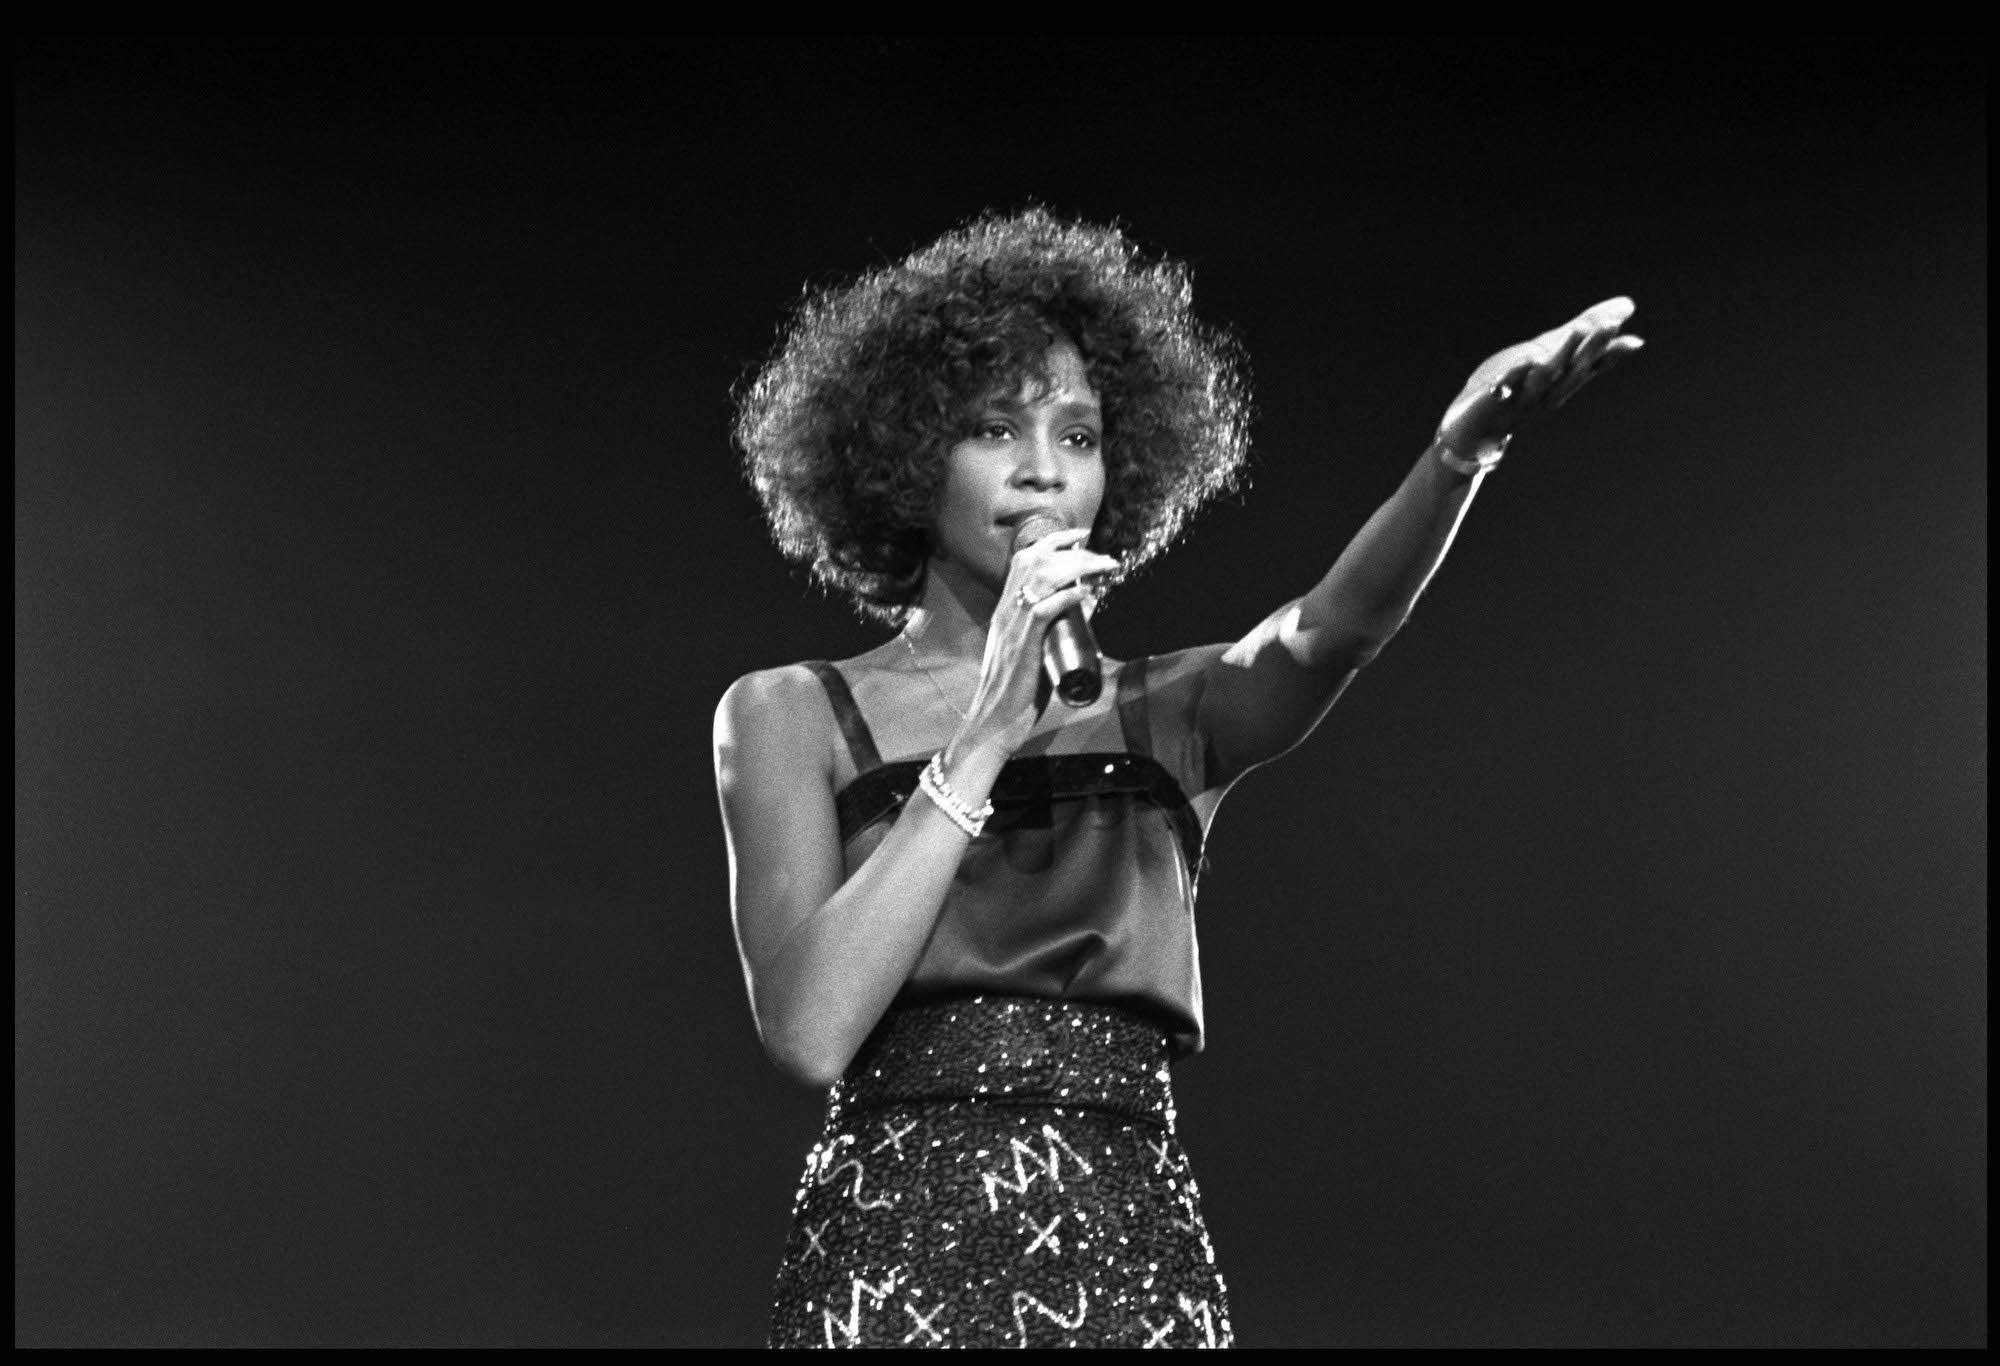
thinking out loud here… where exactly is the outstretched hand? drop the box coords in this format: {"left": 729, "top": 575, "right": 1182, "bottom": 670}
{"left": 1435, "top": 297, "right": 1644, "bottom": 455}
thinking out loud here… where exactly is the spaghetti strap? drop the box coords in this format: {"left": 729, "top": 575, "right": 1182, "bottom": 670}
{"left": 1116, "top": 655, "right": 1152, "bottom": 760}
{"left": 802, "top": 661, "right": 884, "bottom": 776}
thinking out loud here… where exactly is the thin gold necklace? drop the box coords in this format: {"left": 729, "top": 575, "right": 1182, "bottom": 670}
{"left": 900, "top": 629, "right": 970, "bottom": 722}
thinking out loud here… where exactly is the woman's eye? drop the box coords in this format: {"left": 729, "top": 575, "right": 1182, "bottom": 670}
{"left": 978, "top": 421, "right": 1012, "bottom": 440}
{"left": 1064, "top": 430, "right": 1102, "bottom": 450}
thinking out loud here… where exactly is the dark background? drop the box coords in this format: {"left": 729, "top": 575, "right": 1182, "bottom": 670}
{"left": 15, "top": 39, "right": 1984, "bottom": 1347}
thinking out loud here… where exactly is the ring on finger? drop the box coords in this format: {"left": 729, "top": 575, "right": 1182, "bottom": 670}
{"left": 1016, "top": 585, "right": 1042, "bottom": 610}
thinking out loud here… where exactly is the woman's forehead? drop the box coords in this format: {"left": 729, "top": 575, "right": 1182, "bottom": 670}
{"left": 983, "top": 339, "right": 1099, "bottom": 410}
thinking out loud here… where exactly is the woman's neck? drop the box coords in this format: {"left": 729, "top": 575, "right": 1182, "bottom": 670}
{"left": 901, "top": 556, "right": 997, "bottom": 663}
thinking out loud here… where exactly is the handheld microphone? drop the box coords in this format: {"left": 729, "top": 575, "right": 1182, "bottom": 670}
{"left": 1011, "top": 512, "right": 1104, "bottom": 707}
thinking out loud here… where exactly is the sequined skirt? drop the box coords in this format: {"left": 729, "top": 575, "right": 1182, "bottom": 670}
{"left": 767, "top": 995, "right": 1233, "bottom": 1348}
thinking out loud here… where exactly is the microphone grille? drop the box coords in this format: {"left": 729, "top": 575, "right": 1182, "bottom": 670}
{"left": 1011, "top": 511, "right": 1071, "bottom": 552}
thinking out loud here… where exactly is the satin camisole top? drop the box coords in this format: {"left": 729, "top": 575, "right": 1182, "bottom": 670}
{"left": 806, "top": 656, "right": 1210, "bottom": 1056}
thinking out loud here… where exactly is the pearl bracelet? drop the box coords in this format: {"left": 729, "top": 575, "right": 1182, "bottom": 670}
{"left": 917, "top": 752, "right": 994, "bottom": 838}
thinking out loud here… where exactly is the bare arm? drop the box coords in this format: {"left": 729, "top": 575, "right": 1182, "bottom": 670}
{"left": 715, "top": 530, "right": 1121, "bottom": 1088}
{"left": 1192, "top": 448, "right": 1484, "bottom": 787}
{"left": 715, "top": 667, "right": 1012, "bottom": 1088}
{"left": 1198, "top": 298, "right": 1645, "bottom": 787}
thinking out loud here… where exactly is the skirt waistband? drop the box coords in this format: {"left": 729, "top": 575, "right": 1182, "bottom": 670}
{"left": 830, "top": 995, "right": 1177, "bottom": 1130}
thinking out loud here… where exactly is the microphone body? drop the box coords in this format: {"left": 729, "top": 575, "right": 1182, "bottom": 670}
{"left": 1011, "top": 513, "right": 1105, "bottom": 707}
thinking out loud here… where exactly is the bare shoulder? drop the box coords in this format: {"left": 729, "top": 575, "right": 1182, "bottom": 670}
{"left": 713, "top": 662, "right": 837, "bottom": 784}
{"left": 714, "top": 662, "right": 847, "bottom": 974}
{"left": 715, "top": 661, "right": 825, "bottom": 724}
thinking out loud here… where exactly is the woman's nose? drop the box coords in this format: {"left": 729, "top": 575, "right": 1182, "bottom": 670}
{"left": 1012, "top": 434, "right": 1063, "bottom": 488}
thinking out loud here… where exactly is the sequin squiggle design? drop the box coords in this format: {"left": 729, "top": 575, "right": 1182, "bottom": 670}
{"left": 768, "top": 997, "right": 1234, "bottom": 1349}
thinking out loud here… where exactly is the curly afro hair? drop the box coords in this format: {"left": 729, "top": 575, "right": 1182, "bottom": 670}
{"left": 733, "top": 207, "right": 1253, "bottom": 627}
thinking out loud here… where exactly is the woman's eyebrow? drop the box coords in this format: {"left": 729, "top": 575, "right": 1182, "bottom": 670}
{"left": 981, "top": 390, "right": 1102, "bottom": 419}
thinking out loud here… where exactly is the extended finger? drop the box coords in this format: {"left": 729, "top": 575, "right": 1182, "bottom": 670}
{"left": 1548, "top": 333, "right": 1610, "bottom": 406}
{"left": 1550, "top": 351, "right": 1605, "bottom": 408}
{"left": 1520, "top": 330, "right": 1582, "bottom": 404}
{"left": 1548, "top": 370, "right": 1589, "bottom": 409}
{"left": 1550, "top": 324, "right": 1588, "bottom": 371}
{"left": 1570, "top": 322, "right": 1620, "bottom": 373}
{"left": 1576, "top": 296, "right": 1636, "bottom": 330}
{"left": 1550, "top": 334, "right": 1644, "bottom": 407}
{"left": 1580, "top": 332, "right": 1644, "bottom": 376}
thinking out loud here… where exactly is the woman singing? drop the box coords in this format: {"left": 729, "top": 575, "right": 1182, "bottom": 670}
{"left": 715, "top": 209, "right": 1640, "bottom": 1348}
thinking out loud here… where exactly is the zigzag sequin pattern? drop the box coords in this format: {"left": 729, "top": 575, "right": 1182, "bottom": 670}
{"left": 767, "top": 998, "right": 1234, "bottom": 1348}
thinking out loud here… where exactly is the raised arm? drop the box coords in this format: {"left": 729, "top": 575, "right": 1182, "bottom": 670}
{"left": 1196, "top": 298, "right": 1644, "bottom": 788}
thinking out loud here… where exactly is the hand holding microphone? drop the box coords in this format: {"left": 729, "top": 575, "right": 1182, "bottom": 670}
{"left": 941, "top": 514, "right": 1120, "bottom": 769}
{"left": 1010, "top": 512, "right": 1114, "bottom": 707}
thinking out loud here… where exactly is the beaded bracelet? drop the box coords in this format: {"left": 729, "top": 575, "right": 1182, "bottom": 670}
{"left": 917, "top": 752, "right": 994, "bottom": 838}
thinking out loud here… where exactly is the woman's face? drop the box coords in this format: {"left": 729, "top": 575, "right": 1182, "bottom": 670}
{"left": 929, "top": 337, "right": 1106, "bottom": 589}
